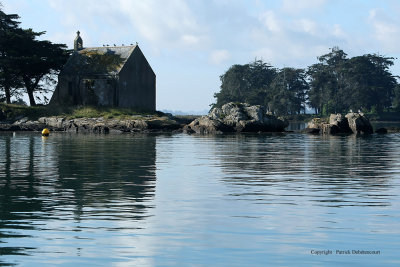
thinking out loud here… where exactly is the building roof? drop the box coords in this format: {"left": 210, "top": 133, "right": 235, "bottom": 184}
{"left": 60, "top": 46, "right": 137, "bottom": 76}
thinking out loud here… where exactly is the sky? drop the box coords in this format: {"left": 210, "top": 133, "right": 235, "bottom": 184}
{"left": 2, "top": 0, "right": 400, "bottom": 113}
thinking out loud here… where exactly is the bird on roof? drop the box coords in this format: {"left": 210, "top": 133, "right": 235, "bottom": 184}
{"left": 114, "top": 44, "right": 116, "bottom": 46}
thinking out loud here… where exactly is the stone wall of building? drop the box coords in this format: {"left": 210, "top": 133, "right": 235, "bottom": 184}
{"left": 118, "top": 47, "right": 156, "bottom": 111}
{"left": 50, "top": 45, "right": 156, "bottom": 111}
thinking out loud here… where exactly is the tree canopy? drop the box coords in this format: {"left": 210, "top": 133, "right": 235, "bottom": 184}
{"left": 0, "top": 6, "right": 69, "bottom": 105}
{"left": 0, "top": 6, "right": 21, "bottom": 103}
{"left": 307, "top": 47, "right": 396, "bottom": 115}
{"left": 213, "top": 60, "right": 309, "bottom": 115}
{"left": 213, "top": 60, "right": 277, "bottom": 108}
{"left": 213, "top": 47, "right": 399, "bottom": 116}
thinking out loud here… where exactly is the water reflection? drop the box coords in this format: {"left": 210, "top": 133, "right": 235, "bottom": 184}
{"left": 53, "top": 134, "right": 156, "bottom": 220}
{"left": 0, "top": 135, "right": 44, "bottom": 259}
{"left": 0, "top": 132, "right": 399, "bottom": 266}
{"left": 213, "top": 133, "right": 399, "bottom": 208}
{"left": 306, "top": 135, "right": 397, "bottom": 207}
{"left": 213, "top": 133, "right": 309, "bottom": 178}
{"left": 286, "top": 121, "right": 307, "bottom": 131}
{"left": 0, "top": 133, "right": 156, "bottom": 262}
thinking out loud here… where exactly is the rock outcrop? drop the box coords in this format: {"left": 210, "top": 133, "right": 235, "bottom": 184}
{"left": 345, "top": 112, "right": 373, "bottom": 134}
{"left": 329, "top": 113, "right": 352, "bottom": 133}
{"left": 0, "top": 115, "right": 182, "bottom": 133}
{"left": 184, "top": 102, "right": 288, "bottom": 134}
{"left": 305, "top": 112, "right": 373, "bottom": 135}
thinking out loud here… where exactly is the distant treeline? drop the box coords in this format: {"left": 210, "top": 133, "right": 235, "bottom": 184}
{"left": 213, "top": 47, "right": 400, "bottom": 115}
{"left": 0, "top": 6, "right": 69, "bottom": 106}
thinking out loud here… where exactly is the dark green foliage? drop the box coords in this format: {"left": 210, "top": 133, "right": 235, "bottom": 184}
{"left": 392, "top": 84, "right": 400, "bottom": 112}
{"left": 0, "top": 7, "right": 22, "bottom": 104}
{"left": 307, "top": 47, "right": 348, "bottom": 115}
{"left": 11, "top": 29, "right": 69, "bottom": 106}
{"left": 268, "top": 68, "right": 309, "bottom": 115}
{"left": 307, "top": 47, "right": 397, "bottom": 115}
{"left": 214, "top": 47, "right": 399, "bottom": 116}
{"left": 213, "top": 60, "right": 309, "bottom": 115}
{"left": 213, "top": 60, "right": 277, "bottom": 108}
{"left": 0, "top": 6, "right": 69, "bottom": 106}
{"left": 343, "top": 54, "right": 396, "bottom": 113}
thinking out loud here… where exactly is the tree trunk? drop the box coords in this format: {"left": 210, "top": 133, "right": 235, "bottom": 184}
{"left": 2, "top": 69, "right": 12, "bottom": 104}
{"left": 4, "top": 85, "right": 11, "bottom": 104}
{"left": 23, "top": 77, "right": 37, "bottom": 106}
{"left": 27, "top": 88, "right": 36, "bottom": 106}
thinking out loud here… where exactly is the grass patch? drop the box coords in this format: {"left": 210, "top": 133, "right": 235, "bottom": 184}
{"left": 0, "top": 103, "right": 50, "bottom": 121}
{"left": 0, "top": 103, "right": 163, "bottom": 121}
{"left": 64, "top": 106, "right": 151, "bottom": 119}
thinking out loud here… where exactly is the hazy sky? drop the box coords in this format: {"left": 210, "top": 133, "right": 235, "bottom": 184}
{"left": 2, "top": 0, "right": 400, "bottom": 112}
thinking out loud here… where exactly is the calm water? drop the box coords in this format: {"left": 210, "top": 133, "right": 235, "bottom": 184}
{"left": 0, "top": 132, "right": 400, "bottom": 266}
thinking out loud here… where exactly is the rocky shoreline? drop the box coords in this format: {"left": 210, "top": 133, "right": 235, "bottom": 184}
{"left": 0, "top": 115, "right": 184, "bottom": 134}
{"left": 0, "top": 102, "right": 290, "bottom": 134}
{"left": 0, "top": 102, "right": 392, "bottom": 135}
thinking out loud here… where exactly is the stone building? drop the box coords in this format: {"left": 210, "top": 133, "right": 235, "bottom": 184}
{"left": 50, "top": 31, "right": 156, "bottom": 111}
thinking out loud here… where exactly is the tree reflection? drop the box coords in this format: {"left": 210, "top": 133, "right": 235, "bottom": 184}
{"left": 53, "top": 134, "right": 157, "bottom": 220}
{"left": 305, "top": 134, "right": 395, "bottom": 206}
{"left": 214, "top": 133, "right": 396, "bottom": 206}
{"left": 213, "top": 133, "right": 309, "bottom": 183}
{"left": 0, "top": 135, "right": 43, "bottom": 258}
{"left": 0, "top": 133, "right": 157, "bottom": 260}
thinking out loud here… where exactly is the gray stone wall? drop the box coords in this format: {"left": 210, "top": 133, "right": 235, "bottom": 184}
{"left": 118, "top": 47, "right": 156, "bottom": 111}
{"left": 80, "top": 78, "right": 116, "bottom": 106}
{"left": 50, "top": 75, "right": 76, "bottom": 105}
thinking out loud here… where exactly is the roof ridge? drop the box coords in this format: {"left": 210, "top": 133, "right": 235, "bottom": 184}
{"left": 82, "top": 45, "right": 137, "bottom": 49}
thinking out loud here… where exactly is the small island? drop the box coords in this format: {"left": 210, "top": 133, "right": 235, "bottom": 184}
{"left": 1, "top": 9, "right": 400, "bottom": 134}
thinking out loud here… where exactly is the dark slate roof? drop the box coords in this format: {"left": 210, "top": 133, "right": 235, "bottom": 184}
{"left": 60, "top": 46, "right": 137, "bottom": 76}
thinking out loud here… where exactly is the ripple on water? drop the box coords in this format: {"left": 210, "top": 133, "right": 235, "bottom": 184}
{"left": 0, "top": 132, "right": 399, "bottom": 266}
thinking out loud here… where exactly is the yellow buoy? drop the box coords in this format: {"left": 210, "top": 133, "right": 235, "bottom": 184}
{"left": 42, "top": 128, "right": 50, "bottom": 136}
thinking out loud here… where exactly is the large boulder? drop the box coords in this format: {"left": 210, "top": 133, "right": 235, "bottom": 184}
{"left": 184, "top": 102, "right": 288, "bottom": 134}
{"left": 184, "top": 116, "right": 235, "bottom": 134}
{"left": 305, "top": 112, "right": 372, "bottom": 135}
{"left": 329, "top": 113, "right": 352, "bottom": 133}
{"left": 320, "top": 123, "right": 340, "bottom": 135}
{"left": 221, "top": 102, "right": 250, "bottom": 125}
{"left": 345, "top": 112, "right": 373, "bottom": 134}
{"left": 38, "top": 117, "right": 66, "bottom": 130}
{"left": 306, "top": 118, "right": 326, "bottom": 131}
